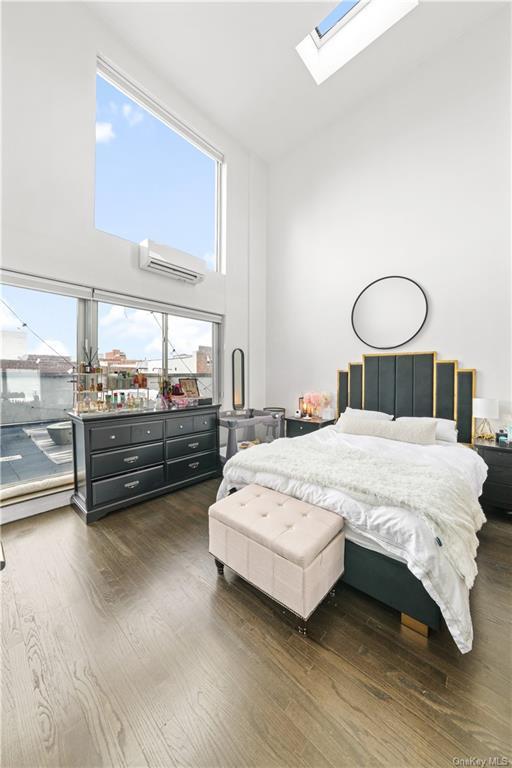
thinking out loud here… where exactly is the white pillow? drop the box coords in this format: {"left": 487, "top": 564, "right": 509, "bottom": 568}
{"left": 344, "top": 407, "right": 394, "bottom": 421}
{"left": 337, "top": 414, "right": 437, "bottom": 445}
{"left": 397, "top": 417, "right": 458, "bottom": 443}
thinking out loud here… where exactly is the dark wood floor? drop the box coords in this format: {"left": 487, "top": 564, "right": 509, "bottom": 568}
{"left": 1, "top": 479, "right": 511, "bottom": 768}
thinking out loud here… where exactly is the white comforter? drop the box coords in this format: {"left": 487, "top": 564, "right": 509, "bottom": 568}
{"left": 218, "top": 427, "right": 488, "bottom": 653}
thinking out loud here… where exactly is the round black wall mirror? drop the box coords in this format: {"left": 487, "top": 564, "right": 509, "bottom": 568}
{"left": 351, "top": 276, "right": 428, "bottom": 350}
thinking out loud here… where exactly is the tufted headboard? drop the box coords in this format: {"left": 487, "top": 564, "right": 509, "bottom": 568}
{"left": 336, "top": 352, "right": 476, "bottom": 444}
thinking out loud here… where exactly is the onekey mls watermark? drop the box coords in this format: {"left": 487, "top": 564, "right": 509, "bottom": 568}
{"left": 452, "top": 759, "right": 510, "bottom": 767}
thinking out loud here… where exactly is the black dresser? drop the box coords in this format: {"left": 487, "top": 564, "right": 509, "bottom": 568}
{"left": 285, "top": 416, "right": 335, "bottom": 438}
{"left": 70, "top": 405, "right": 220, "bottom": 523}
{"left": 474, "top": 439, "right": 512, "bottom": 513}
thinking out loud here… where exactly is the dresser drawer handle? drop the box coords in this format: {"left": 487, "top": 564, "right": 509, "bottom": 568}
{"left": 179, "top": 425, "right": 184, "bottom": 430}
{"left": 188, "top": 462, "right": 200, "bottom": 469}
{"left": 299, "top": 426, "right": 303, "bottom": 430}
{"left": 124, "top": 456, "right": 139, "bottom": 463}
{"left": 124, "top": 480, "right": 140, "bottom": 489}
{"left": 110, "top": 434, "right": 117, "bottom": 440}
{"left": 146, "top": 429, "right": 151, "bottom": 434}
{"left": 188, "top": 442, "right": 199, "bottom": 449}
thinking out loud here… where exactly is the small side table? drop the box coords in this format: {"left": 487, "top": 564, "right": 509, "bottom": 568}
{"left": 285, "top": 416, "right": 335, "bottom": 438}
{"left": 474, "top": 438, "right": 512, "bottom": 513}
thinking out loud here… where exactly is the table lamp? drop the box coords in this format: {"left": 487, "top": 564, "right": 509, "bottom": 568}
{"left": 472, "top": 398, "right": 499, "bottom": 440}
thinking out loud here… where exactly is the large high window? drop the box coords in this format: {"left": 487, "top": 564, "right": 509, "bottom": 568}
{"left": 95, "top": 65, "right": 221, "bottom": 270}
{"left": 0, "top": 284, "right": 77, "bottom": 491}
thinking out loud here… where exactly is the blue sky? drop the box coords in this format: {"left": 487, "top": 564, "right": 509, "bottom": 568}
{"left": 316, "top": 1, "right": 360, "bottom": 37}
{"left": 95, "top": 74, "right": 216, "bottom": 267}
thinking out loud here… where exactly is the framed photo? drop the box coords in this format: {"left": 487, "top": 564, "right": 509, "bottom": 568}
{"left": 179, "top": 377, "right": 200, "bottom": 397}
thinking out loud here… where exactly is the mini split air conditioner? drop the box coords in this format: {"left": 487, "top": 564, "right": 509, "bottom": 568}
{"left": 139, "top": 239, "right": 205, "bottom": 285}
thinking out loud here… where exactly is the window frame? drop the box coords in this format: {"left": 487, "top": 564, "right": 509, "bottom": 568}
{"left": 1, "top": 269, "right": 224, "bottom": 413}
{"left": 312, "top": 0, "right": 372, "bottom": 49}
{"left": 96, "top": 56, "right": 224, "bottom": 273}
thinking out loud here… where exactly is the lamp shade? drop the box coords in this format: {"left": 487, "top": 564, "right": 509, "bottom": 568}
{"left": 472, "top": 398, "right": 499, "bottom": 419}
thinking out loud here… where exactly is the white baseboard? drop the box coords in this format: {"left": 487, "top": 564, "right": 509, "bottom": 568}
{"left": 0, "top": 490, "right": 72, "bottom": 525}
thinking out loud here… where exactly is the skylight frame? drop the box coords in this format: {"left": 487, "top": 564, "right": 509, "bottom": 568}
{"left": 296, "top": 0, "right": 419, "bottom": 86}
{"left": 312, "top": 0, "right": 372, "bottom": 49}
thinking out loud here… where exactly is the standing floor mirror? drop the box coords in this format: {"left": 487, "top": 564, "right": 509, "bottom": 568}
{"left": 232, "top": 348, "right": 245, "bottom": 410}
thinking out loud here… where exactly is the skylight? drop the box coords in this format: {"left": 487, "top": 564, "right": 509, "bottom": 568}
{"left": 315, "top": 1, "right": 364, "bottom": 39}
{"left": 297, "top": 0, "right": 419, "bottom": 85}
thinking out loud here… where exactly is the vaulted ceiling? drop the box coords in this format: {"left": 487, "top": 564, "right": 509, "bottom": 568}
{"left": 90, "top": 2, "right": 502, "bottom": 161}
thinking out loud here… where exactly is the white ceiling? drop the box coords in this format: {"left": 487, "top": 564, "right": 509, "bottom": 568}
{"left": 90, "top": 2, "right": 502, "bottom": 161}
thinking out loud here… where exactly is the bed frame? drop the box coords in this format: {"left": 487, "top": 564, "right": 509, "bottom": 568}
{"left": 336, "top": 351, "right": 476, "bottom": 634}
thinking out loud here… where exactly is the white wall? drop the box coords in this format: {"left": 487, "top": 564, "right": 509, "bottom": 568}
{"left": 267, "top": 7, "right": 511, "bottom": 418}
{"left": 1, "top": 2, "right": 266, "bottom": 409}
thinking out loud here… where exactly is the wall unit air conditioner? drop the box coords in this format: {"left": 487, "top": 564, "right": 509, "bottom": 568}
{"left": 139, "top": 239, "right": 206, "bottom": 285}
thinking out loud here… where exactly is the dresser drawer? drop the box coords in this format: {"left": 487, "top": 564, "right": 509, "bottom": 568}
{"left": 286, "top": 420, "right": 318, "bottom": 438}
{"left": 132, "top": 420, "right": 163, "bottom": 444}
{"left": 92, "top": 465, "right": 164, "bottom": 507}
{"left": 90, "top": 424, "right": 131, "bottom": 451}
{"left": 91, "top": 442, "right": 163, "bottom": 479}
{"left": 193, "top": 413, "right": 217, "bottom": 433}
{"left": 166, "top": 432, "right": 216, "bottom": 460}
{"left": 166, "top": 416, "right": 194, "bottom": 437}
{"left": 167, "top": 451, "right": 218, "bottom": 484}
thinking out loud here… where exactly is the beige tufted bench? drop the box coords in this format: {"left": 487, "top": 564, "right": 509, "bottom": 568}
{"left": 209, "top": 484, "right": 345, "bottom": 633}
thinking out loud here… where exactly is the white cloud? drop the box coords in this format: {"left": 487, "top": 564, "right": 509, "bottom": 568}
{"left": 122, "top": 103, "right": 144, "bottom": 127}
{"left": 168, "top": 316, "right": 211, "bottom": 356}
{"left": 0, "top": 302, "right": 21, "bottom": 331}
{"left": 96, "top": 121, "right": 116, "bottom": 144}
{"left": 33, "top": 339, "right": 70, "bottom": 358}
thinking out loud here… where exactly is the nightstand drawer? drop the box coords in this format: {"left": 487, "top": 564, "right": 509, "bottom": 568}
{"left": 91, "top": 442, "right": 163, "bottom": 479}
{"left": 487, "top": 466, "right": 512, "bottom": 487}
{"left": 92, "top": 465, "right": 164, "bottom": 506}
{"left": 287, "top": 420, "right": 318, "bottom": 438}
{"left": 481, "top": 482, "right": 512, "bottom": 508}
{"left": 483, "top": 449, "right": 512, "bottom": 468}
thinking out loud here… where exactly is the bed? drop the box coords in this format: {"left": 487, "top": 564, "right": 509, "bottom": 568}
{"left": 218, "top": 352, "right": 487, "bottom": 653}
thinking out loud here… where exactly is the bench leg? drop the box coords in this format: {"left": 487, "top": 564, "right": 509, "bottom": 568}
{"left": 401, "top": 612, "right": 429, "bottom": 637}
{"left": 298, "top": 619, "right": 308, "bottom": 636}
{"left": 214, "top": 559, "right": 224, "bottom": 576}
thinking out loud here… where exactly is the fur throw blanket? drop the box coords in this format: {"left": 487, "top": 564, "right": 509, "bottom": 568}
{"left": 226, "top": 438, "right": 485, "bottom": 588}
